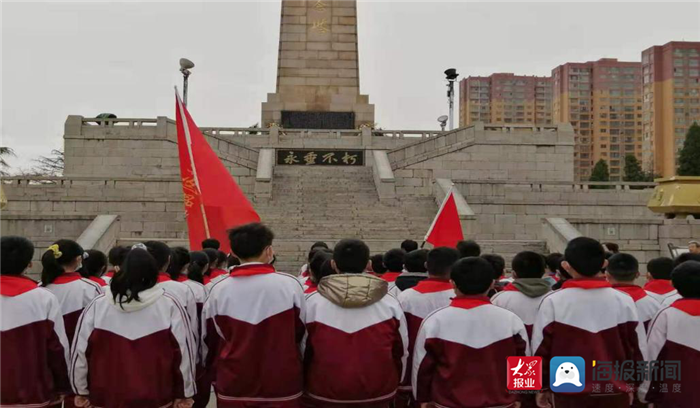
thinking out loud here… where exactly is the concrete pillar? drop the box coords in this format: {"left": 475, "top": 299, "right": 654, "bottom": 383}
{"left": 361, "top": 126, "right": 372, "bottom": 147}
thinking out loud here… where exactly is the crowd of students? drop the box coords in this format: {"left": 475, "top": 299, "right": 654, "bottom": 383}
{"left": 1, "top": 224, "right": 699, "bottom": 408}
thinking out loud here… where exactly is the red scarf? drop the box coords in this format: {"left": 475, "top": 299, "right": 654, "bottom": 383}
{"left": 672, "top": 298, "right": 700, "bottom": 316}
{"left": 52, "top": 272, "right": 83, "bottom": 285}
{"left": 451, "top": 295, "right": 491, "bottom": 310}
{"left": 0, "top": 275, "right": 39, "bottom": 296}
{"left": 381, "top": 272, "right": 401, "bottom": 283}
{"left": 643, "top": 279, "right": 675, "bottom": 295}
{"left": 413, "top": 278, "right": 452, "bottom": 294}
{"left": 304, "top": 282, "right": 318, "bottom": 294}
{"left": 176, "top": 275, "right": 189, "bottom": 283}
{"left": 230, "top": 263, "right": 275, "bottom": 277}
{"left": 612, "top": 283, "right": 647, "bottom": 302}
{"left": 156, "top": 273, "right": 172, "bottom": 283}
{"left": 562, "top": 277, "right": 611, "bottom": 290}
{"left": 104, "top": 269, "right": 116, "bottom": 278}
{"left": 88, "top": 276, "right": 107, "bottom": 286}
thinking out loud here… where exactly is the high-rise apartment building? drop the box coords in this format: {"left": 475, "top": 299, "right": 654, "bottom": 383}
{"left": 459, "top": 73, "right": 553, "bottom": 127}
{"left": 552, "top": 59, "right": 643, "bottom": 181}
{"left": 641, "top": 41, "right": 700, "bottom": 178}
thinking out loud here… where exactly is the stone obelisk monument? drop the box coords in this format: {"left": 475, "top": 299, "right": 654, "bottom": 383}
{"left": 262, "top": 0, "right": 375, "bottom": 130}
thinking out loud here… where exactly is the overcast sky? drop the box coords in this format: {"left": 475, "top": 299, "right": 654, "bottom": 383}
{"left": 2, "top": 1, "right": 699, "bottom": 170}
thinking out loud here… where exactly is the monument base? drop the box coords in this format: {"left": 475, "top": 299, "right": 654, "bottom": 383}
{"left": 262, "top": 92, "right": 374, "bottom": 129}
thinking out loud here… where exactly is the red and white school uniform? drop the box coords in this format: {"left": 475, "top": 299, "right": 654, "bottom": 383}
{"left": 639, "top": 298, "right": 700, "bottom": 408}
{"left": 44, "top": 272, "right": 103, "bottom": 344}
{"left": 70, "top": 286, "right": 196, "bottom": 408}
{"left": 396, "top": 278, "right": 454, "bottom": 399}
{"left": 490, "top": 282, "right": 550, "bottom": 339}
{"left": 532, "top": 278, "right": 646, "bottom": 398}
{"left": 302, "top": 275, "right": 408, "bottom": 407}
{"left": 644, "top": 279, "right": 678, "bottom": 305}
{"left": 87, "top": 276, "right": 107, "bottom": 287}
{"left": 1, "top": 275, "right": 71, "bottom": 407}
{"left": 102, "top": 269, "right": 116, "bottom": 285}
{"left": 156, "top": 274, "right": 199, "bottom": 340}
{"left": 381, "top": 271, "right": 402, "bottom": 298}
{"left": 201, "top": 263, "right": 305, "bottom": 407}
{"left": 662, "top": 292, "right": 683, "bottom": 307}
{"left": 412, "top": 296, "right": 529, "bottom": 408}
{"left": 304, "top": 281, "right": 318, "bottom": 294}
{"left": 613, "top": 283, "right": 662, "bottom": 330}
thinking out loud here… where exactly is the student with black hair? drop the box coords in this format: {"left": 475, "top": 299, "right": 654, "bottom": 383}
{"left": 456, "top": 239, "right": 481, "bottom": 258}
{"left": 70, "top": 246, "right": 196, "bottom": 408}
{"left": 492, "top": 251, "right": 552, "bottom": 339}
{"left": 396, "top": 249, "right": 429, "bottom": 291}
{"left": 481, "top": 253, "right": 508, "bottom": 296}
{"left": 639, "top": 260, "right": 700, "bottom": 407}
{"left": 80, "top": 249, "right": 108, "bottom": 286}
{"left": 644, "top": 257, "right": 678, "bottom": 304}
{"left": 551, "top": 255, "right": 572, "bottom": 291}
{"left": 103, "top": 246, "right": 130, "bottom": 285}
{"left": 41, "top": 239, "right": 102, "bottom": 346}
{"left": 298, "top": 241, "right": 329, "bottom": 283}
{"left": 204, "top": 250, "right": 229, "bottom": 288}
{"left": 396, "top": 247, "right": 459, "bottom": 408}
{"left": 543, "top": 252, "right": 563, "bottom": 286}
{"left": 202, "top": 223, "right": 305, "bottom": 407}
{"left": 1, "top": 236, "right": 71, "bottom": 407}
{"left": 533, "top": 237, "right": 645, "bottom": 408}
{"left": 202, "top": 248, "right": 220, "bottom": 288}
{"left": 606, "top": 253, "right": 661, "bottom": 330}
{"left": 412, "top": 257, "right": 527, "bottom": 408}
{"left": 369, "top": 253, "right": 387, "bottom": 276}
{"left": 144, "top": 241, "right": 198, "bottom": 341}
{"left": 187, "top": 251, "right": 209, "bottom": 286}
{"left": 304, "top": 250, "right": 333, "bottom": 294}
{"left": 201, "top": 238, "right": 220, "bottom": 250}
{"left": 381, "top": 248, "right": 405, "bottom": 296}
{"left": 302, "top": 238, "right": 407, "bottom": 407}
{"left": 401, "top": 239, "right": 419, "bottom": 253}
{"left": 658, "top": 253, "right": 700, "bottom": 307}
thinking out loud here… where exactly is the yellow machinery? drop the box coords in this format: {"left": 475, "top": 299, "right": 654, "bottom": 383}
{"left": 647, "top": 176, "right": 700, "bottom": 218}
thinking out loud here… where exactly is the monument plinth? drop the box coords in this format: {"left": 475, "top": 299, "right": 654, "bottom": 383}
{"left": 261, "top": 0, "right": 375, "bottom": 130}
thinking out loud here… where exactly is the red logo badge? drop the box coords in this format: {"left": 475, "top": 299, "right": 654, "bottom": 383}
{"left": 507, "top": 356, "right": 543, "bottom": 391}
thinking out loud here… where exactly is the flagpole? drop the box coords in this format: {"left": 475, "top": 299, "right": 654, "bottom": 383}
{"left": 175, "top": 87, "right": 211, "bottom": 238}
{"left": 424, "top": 184, "right": 455, "bottom": 243}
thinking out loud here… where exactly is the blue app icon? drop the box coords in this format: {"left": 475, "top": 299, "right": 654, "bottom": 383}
{"left": 550, "top": 356, "right": 585, "bottom": 393}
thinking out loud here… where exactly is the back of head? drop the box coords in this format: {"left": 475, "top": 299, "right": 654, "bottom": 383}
{"left": 426, "top": 247, "right": 459, "bottom": 277}
{"left": 451, "top": 257, "right": 495, "bottom": 295}
{"left": 203, "top": 248, "right": 220, "bottom": 271}
{"left": 564, "top": 237, "right": 605, "bottom": 277}
{"left": 404, "top": 249, "right": 429, "bottom": 273}
{"left": 227, "top": 254, "right": 240, "bottom": 269}
{"left": 187, "top": 251, "right": 209, "bottom": 284}
{"left": 673, "top": 252, "right": 700, "bottom": 269}
{"left": 606, "top": 253, "right": 639, "bottom": 282}
{"left": 512, "top": 251, "right": 546, "bottom": 279}
{"left": 81, "top": 249, "right": 108, "bottom": 279}
{"left": 383, "top": 248, "right": 405, "bottom": 272}
{"left": 201, "top": 238, "right": 221, "bottom": 250}
{"left": 217, "top": 251, "right": 227, "bottom": 268}
{"left": 41, "top": 239, "right": 84, "bottom": 286}
{"left": 603, "top": 242, "right": 620, "bottom": 253}
{"left": 371, "top": 253, "right": 387, "bottom": 275}
{"left": 333, "top": 239, "right": 370, "bottom": 274}
{"left": 401, "top": 239, "right": 419, "bottom": 253}
{"left": 228, "top": 222, "right": 274, "bottom": 261}
{"left": 108, "top": 246, "right": 131, "bottom": 269}
{"left": 144, "top": 241, "right": 171, "bottom": 272}
{"left": 1, "top": 236, "right": 35, "bottom": 276}
{"left": 545, "top": 253, "right": 563, "bottom": 273}
{"left": 672, "top": 260, "right": 700, "bottom": 299}
{"left": 311, "top": 241, "right": 329, "bottom": 251}
{"left": 457, "top": 240, "right": 481, "bottom": 258}
{"left": 481, "top": 254, "right": 506, "bottom": 280}
{"left": 647, "top": 257, "right": 673, "bottom": 280}
{"left": 111, "top": 248, "right": 158, "bottom": 306}
{"left": 309, "top": 249, "right": 333, "bottom": 283}
{"left": 168, "top": 247, "right": 191, "bottom": 280}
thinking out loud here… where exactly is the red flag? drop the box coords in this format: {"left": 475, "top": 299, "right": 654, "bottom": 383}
{"left": 424, "top": 187, "right": 463, "bottom": 248}
{"left": 175, "top": 91, "right": 260, "bottom": 253}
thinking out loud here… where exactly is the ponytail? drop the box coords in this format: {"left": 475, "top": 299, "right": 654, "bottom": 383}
{"left": 202, "top": 248, "right": 219, "bottom": 276}
{"left": 168, "top": 247, "right": 190, "bottom": 280}
{"left": 187, "top": 251, "right": 209, "bottom": 284}
{"left": 144, "top": 241, "right": 171, "bottom": 272}
{"left": 80, "top": 249, "right": 108, "bottom": 279}
{"left": 41, "top": 239, "right": 84, "bottom": 286}
{"left": 110, "top": 247, "right": 158, "bottom": 307}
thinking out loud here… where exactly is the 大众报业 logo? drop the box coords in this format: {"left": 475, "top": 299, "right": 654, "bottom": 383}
{"left": 550, "top": 356, "right": 585, "bottom": 393}
{"left": 507, "top": 356, "right": 542, "bottom": 391}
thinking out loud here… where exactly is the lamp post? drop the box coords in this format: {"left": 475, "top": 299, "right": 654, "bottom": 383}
{"left": 180, "top": 58, "right": 195, "bottom": 107}
{"left": 444, "top": 68, "right": 459, "bottom": 130}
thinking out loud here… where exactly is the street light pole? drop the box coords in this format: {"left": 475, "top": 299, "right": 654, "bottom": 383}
{"left": 444, "top": 68, "right": 459, "bottom": 130}
{"left": 179, "top": 58, "right": 195, "bottom": 107}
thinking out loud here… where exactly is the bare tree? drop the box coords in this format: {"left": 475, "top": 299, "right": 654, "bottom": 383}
{"left": 31, "top": 149, "right": 64, "bottom": 176}
{"left": 0, "top": 147, "right": 15, "bottom": 177}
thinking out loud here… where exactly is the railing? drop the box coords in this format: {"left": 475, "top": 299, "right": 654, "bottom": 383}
{"left": 483, "top": 124, "right": 559, "bottom": 132}
{"left": 452, "top": 179, "right": 657, "bottom": 190}
{"left": 2, "top": 176, "right": 180, "bottom": 186}
{"left": 81, "top": 118, "right": 162, "bottom": 128}
{"left": 200, "top": 127, "right": 271, "bottom": 137}
{"left": 373, "top": 130, "right": 442, "bottom": 139}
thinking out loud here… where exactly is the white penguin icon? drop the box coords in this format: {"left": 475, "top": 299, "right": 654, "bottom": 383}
{"left": 553, "top": 362, "right": 582, "bottom": 387}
